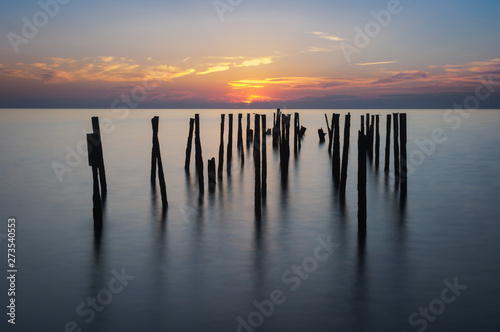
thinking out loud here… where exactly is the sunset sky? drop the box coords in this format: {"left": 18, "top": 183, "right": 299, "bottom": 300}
{"left": 1, "top": 0, "right": 499, "bottom": 108}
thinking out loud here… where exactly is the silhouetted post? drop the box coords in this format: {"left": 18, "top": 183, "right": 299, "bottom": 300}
{"left": 261, "top": 114, "right": 267, "bottom": 198}
{"left": 246, "top": 113, "right": 252, "bottom": 145}
{"left": 361, "top": 115, "right": 365, "bottom": 135}
{"left": 254, "top": 114, "right": 261, "bottom": 215}
{"left": 280, "top": 114, "right": 290, "bottom": 181}
{"left": 358, "top": 131, "right": 367, "bottom": 232}
{"left": 369, "top": 115, "right": 375, "bottom": 161}
{"left": 227, "top": 114, "right": 233, "bottom": 175}
{"left": 195, "top": 114, "right": 204, "bottom": 193}
{"left": 273, "top": 108, "right": 281, "bottom": 148}
{"left": 400, "top": 113, "right": 407, "bottom": 196}
{"left": 366, "top": 113, "right": 370, "bottom": 142}
{"left": 87, "top": 133, "right": 102, "bottom": 223}
{"left": 326, "top": 114, "right": 333, "bottom": 154}
{"left": 375, "top": 115, "right": 380, "bottom": 168}
{"left": 340, "top": 113, "right": 351, "bottom": 200}
{"left": 393, "top": 113, "right": 400, "bottom": 180}
{"left": 91, "top": 117, "right": 107, "bottom": 195}
{"left": 332, "top": 113, "right": 341, "bottom": 185}
{"left": 237, "top": 113, "right": 244, "bottom": 165}
{"left": 184, "top": 118, "right": 194, "bottom": 171}
{"left": 218, "top": 114, "right": 225, "bottom": 179}
{"left": 208, "top": 157, "right": 216, "bottom": 193}
{"left": 294, "top": 112, "right": 299, "bottom": 155}
{"left": 151, "top": 116, "right": 168, "bottom": 207}
{"left": 318, "top": 128, "right": 326, "bottom": 142}
{"left": 384, "top": 114, "right": 391, "bottom": 172}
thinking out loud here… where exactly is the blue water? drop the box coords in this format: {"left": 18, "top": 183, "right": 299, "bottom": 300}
{"left": 0, "top": 109, "right": 499, "bottom": 332}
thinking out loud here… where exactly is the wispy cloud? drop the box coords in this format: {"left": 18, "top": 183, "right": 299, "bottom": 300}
{"left": 312, "top": 31, "right": 344, "bottom": 42}
{"left": 356, "top": 61, "right": 398, "bottom": 66}
{"left": 301, "top": 47, "right": 332, "bottom": 53}
{"left": 371, "top": 71, "right": 428, "bottom": 85}
{"left": 196, "top": 56, "right": 276, "bottom": 75}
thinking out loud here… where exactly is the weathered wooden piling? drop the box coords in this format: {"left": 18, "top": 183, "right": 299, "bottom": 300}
{"left": 318, "top": 128, "right": 326, "bottom": 142}
{"left": 246, "top": 113, "right": 252, "bottom": 145}
{"left": 384, "top": 114, "right": 391, "bottom": 172}
{"left": 339, "top": 113, "right": 351, "bottom": 200}
{"left": 208, "top": 157, "right": 216, "bottom": 193}
{"left": 194, "top": 114, "right": 204, "bottom": 193}
{"left": 366, "top": 113, "right": 370, "bottom": 142}
{"left": 261, "top": 114, "right": 267, "bottom": 198}
{"left": 227, "top": 114, "right": 233, "bottom": 174}
{"left": 184, "top": 118, "right": 194, "bottom": 171}
{"left": 237, "top": 113, "right": 244, "bottom": 165}
{"left": 358, "top": 130, "right": 367, "bottom": 232}
{"left": 326, "top": 114, "right": 334, "bottom": 154}
{"left": 91, "top": 116, "right": 107, "bottom": 195}
{"left": 375, "top": 115, "right": 380, "bottom": 167}
{"left": 332, "top": 113, "right": 341, "bottom": 185}
{"left": 151, "top": 116, "right": 168, "bottom": 207}
{"left": 361, "top": 115, "right": 365, "bottom": 135}
{"left": 393, "top": 113, "right": 400, "bottom": 179}
{"left": 254, "top": 114, "right": 261, "bottom": 214}
{"left": 273, "top": 108, "right": 281, "bottom": 148}
{"left": 294, "top": 112, "right": 299, "bottom": 155}
{"left": 280, "top": 114, "right": 290, "bottom": 181}
{"left": 399, "top": 113, "right": 407, "bottom": 196}
{"left": 218, "top": 114, "right": 225, "bottom": 179}
{"left": 87, "top": 133, "right": 102, "bottom": 223}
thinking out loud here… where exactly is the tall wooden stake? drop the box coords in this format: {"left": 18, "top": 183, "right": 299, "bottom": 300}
{"left": 358, "top": 131, "right": 367, "bottom": 232}
{"left": 400, "top": 113, "right": 407, "bottom": 197}
{"left": 384, "top": 114, "right": 391, "bottom": 173}
{"left": 218, "top": 114, "right": 225, "bottom": 179}
{"left": 195, "top": 114, "right": 204, "bottom": 193}
{"left": 184, "top": 118, "right": 194, "bottom": 171}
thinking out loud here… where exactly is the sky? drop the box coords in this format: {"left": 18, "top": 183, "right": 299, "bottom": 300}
{"left": 0, "top": 0, "right": 499, "bottom": 109}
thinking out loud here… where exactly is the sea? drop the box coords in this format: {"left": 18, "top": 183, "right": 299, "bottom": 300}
{"left": 0, "top": 109, "right": 499, "bottom": 332}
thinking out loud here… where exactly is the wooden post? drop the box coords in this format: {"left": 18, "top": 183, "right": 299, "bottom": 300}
{"left": 91, "top": 117, "right": 107, "bottom": 195}
{"left": 227, "top": 114, "right": 233, "bottom": 175}
{"left": 400, "top": 113, "right": 407, "bottom": 196}
{"left": 87, "top": 133, "right": 102, "bottom": 224}
{"left": 361, "top": 115, "right": 365, "bottom": 135}
{"left": 280, "top": 114, "right": 290, "bottom": 181}
{"left": 375, "top": 115, "right": 380, "bottom": 168}
{"left": 370, "top": 115, "right": 375, "bottom": 159}
{"left": 254, "top": 114, "right": 261, "bottom": 215}
{"left": 261, "top": 114, "right": 267, "bottom": 198}
{"left": 326, "top": 114, "right": 333, "bottom": 154}
{"left": 195, "top": 114, "right": 204, "bottom": 193}
{"left": 218, "top": 114, "right": 225, "bottom": 179}
{"left": 184, "top": 118, "right": 194, "bottom": 172}
{"left": 332, "top": 113, "right": 341, "bottom": 185}
{"left": 151, "top": 116, "right": 168, "bottom": 207}
{"left": 365, "top": 113, "right": 370, "bottom": 143}
{"left": 246, "top": 113, "right": 252, "bottom": 145}
{"left": 238, "top": 113, "right": 244, "bottom": 165}
{"left": 294, "top": 112, "right": 299, "bottom": 155}
{"left": 340, "top": 113, "right": 351, "bottom": 200}
{"left": 273, "top": 109, "right": 281, "bottom": 148}
{"left": 208, "top": 157, "right": 216, "bottom": 193}
{"left": 393, "top": 113, "right": 400, "bottom": 179}
{"left": 358, "top": 131, "right": 367, "bottom": 232}
{"left": 384, "top": 114, "right": 391, "bottom": 172}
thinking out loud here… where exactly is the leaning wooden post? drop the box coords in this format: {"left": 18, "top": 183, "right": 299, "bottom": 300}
{"left": 393, "top": 113, "right": 400, "bottom": 180}
{"left": 87, "top": 133, "right": 102, "bottom": 223}
{"left": 375, "top": 115, "right": 380, "bottom": 168}
{"left": 218, "top": 114, "right": 225, "bottom": 179}
{"left": 339, "top": 113, "right": 351, "bottom": 200}
{"left": 208, "top": 157, "right": 216, "bottom": 193}
{"left": 184, "top": 118, "right": 195, "bottom": 172}
{"left": 254, "top": 114, "right": 261, "bottom": 215}
{"left": 358, "top": 130, "right": 367, "bottom": 232}
{"left": 195, "top": 114, "right": 204, "bottom": 193}
{"left": 332, "top": 113, "right": 341, "bottom": 185}
{"left": 91, "top": 117, "right": 107, "bottom": 195}
{"left": 227, "top": 114, "right": 233, "bottom": 175}
{"left": 384, "top": 114, "right": 391, "bottom": 172}
{"left": 400, "top": 113, "right": 407, "bottom": 196}
{"left": 326, "top": 113, "right": 333, "bottom": 154}
{"left": 151, "top": 116, "right": 168, "bottom": 207}
{"left": 261, "top": 114, "right": 267, "bottom": 198}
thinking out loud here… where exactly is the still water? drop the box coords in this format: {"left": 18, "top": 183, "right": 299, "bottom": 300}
{"left": 0, "top": 109, "right": 499, "bottom": 332}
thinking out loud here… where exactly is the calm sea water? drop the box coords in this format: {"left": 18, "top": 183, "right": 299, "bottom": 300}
{"left": 0, "top": 109, "right": 499, "bottom": 332}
